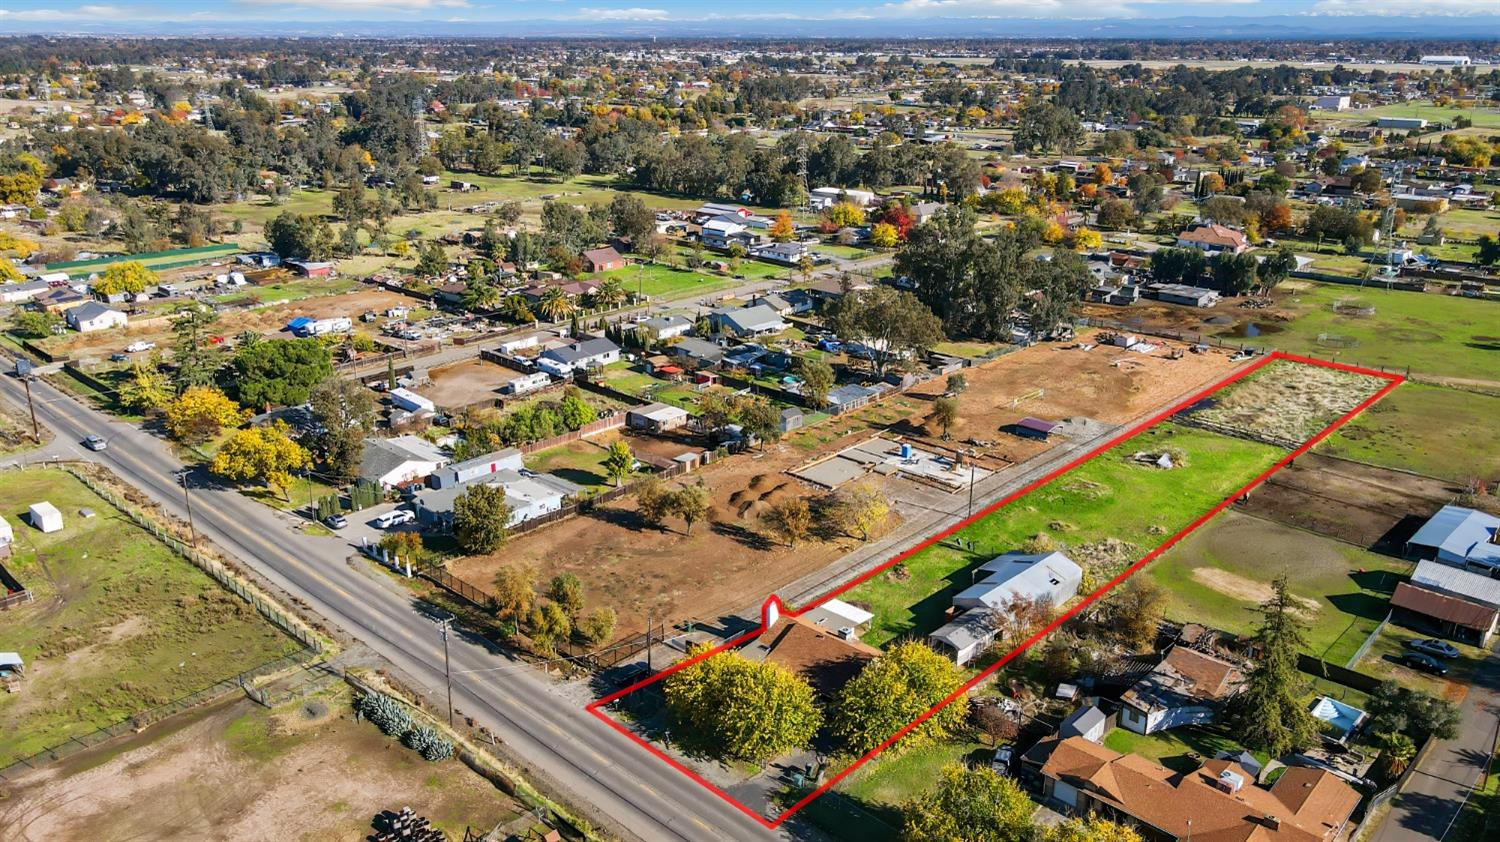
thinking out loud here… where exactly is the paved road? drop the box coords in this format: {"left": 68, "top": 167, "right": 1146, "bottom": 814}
{"left": 1367, "top": 650, "right": 1500, "bottom": 842}
{"left": 0, "top": 370, "right": 783, "bottom": 842}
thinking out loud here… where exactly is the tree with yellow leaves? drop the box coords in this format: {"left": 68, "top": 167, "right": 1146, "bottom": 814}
{"left": 1040, "top": 219, "right": 1066, "bottom": 245}
{"left": 1070, "top": 226, "right": 1103, "bottom": 251}
{"left": 93, "top": 261, "right": 159, "bottom": 296}
{"left": 827, "top": 201, "right": 866, "bottom": 228}
{"left": 0, "top": 231, "right": 41, "bottom": 258}
{"left": 869, "top": 222, "right": 899, "bottom": 249}
{"left": 210, "top": 421, "right": 311, "bottom": 500}
{"left": 0, "top": 256, "right": 22, "bottom": 283}
{"left": 769, "top": 210, "right": 796, "bottom": 243}
{"left": 163, "top": 386, "right": 247, "bottom": 444}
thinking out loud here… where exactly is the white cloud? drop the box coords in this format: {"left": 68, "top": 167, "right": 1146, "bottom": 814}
{"left": 1313, "top": 0, "right": 1496, "bottom": 13}
{"left": 578, "top": 6, "right": 670, "bottom": 20}
{"left": 0, "top": 4, "right": 130, "bottom": 20}
{"left": 241, "top": 0, "right": 471, "bottom": 10}
{"left": 870, "top": 0, "right": 1253, "bottom": 16}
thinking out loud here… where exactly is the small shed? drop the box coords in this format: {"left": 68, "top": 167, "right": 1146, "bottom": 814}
{"left": 1013, "top": 417, "right": 1057, "bottom": 441}
{"left": 28, "top": 501, "right": 63, "bottom": 533}
{"left": 780, "top": 407, "right": 804, "bottom": 433}
{"left": 0, "top": 515, "right": 12, "bottom": 546}
{"left": 1059, "top": 704, "right": 1108, "bottom": 743}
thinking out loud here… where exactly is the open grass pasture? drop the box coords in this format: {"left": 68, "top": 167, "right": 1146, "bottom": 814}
{"left": 1146, "top": 510, "right": 1412, "bottom": 667}
{"left": 1236, "top": 281, "right": 1500, "bottom": 386}
{"left": 1319, "top": 382, "right": 1500, "bottom": 482}
{"left": 842, "top": 424, "right": 1284, "bottom": 647}
{"left": 0, "top": 469, "right": 301, "bottom": 766}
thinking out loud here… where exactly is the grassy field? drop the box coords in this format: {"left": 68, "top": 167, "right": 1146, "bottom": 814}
{"left": 1325, "top": 101, "right": 1500, "bottom": 129}
{"left": 1147, "top": 510, "right": 1413, "bottom": 666}
{"left": 843, "top": 424, "right": 1284, "bottom": 646}
{"left": 0, "top": 689, "right": 522, "bottom": 840}
{"left": 1236, "top": 281, "right": 1500, "bottom": 385}
{"left": 1319, "top": 382, "right": 1500, "bottom": 482}
{"left": 0, "top": 469, "right": 300, "bottom": 766}
{"left": 523, "top": 438, "right": 620, "bottom": 491}
{"left": 596, "top": 262, "right": 743, "bottom": 300}
{"left": 1102, "top": 726, "right": 1268, "bottom": 775}
{"left": 835, "top": 737, "right": 988, "bottom": 808}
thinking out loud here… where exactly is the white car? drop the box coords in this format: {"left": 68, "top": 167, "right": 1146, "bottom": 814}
{"left": 125, "top": 341, "right": 157, "bottom": 353}
{"left": 372, "top": 509, "right": 416, "bottom": 529}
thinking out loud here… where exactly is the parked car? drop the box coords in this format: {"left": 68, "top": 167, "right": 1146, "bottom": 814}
{"left": 991, "top": 745, "right": 1014, "bottom": 774}
{"left": 110, "top": 352, "right": 129, "bottom": 362}
{"left": 125, "top": 340, "right": 157, "bottom": 353}
{"left": 1399, "top": 652, "right": 1449, "bottom": 676}
{"left": 1407, "top": 639, "right": 1460, "bottom": 659}
{"left": 323, "top": 514, "right": 348, "bottom": 530}
{"left": 82, "top": 434, "right": 107, "bottom": 451}
{"left": 371, "top": 509, "right": 416, "bottom": 529}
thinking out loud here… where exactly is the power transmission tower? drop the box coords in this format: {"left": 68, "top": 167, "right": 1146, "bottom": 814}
{"left": 411, "top": 95, "right": 428, "bottom": 156}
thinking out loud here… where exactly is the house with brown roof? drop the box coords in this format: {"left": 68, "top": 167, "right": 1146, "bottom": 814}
{"left": 582, "top": 246, "right": 625, "bottom": 273}
{"left": 1119, "top": 645, "right": 1245, "bottom": 735}
{"left": 1176, "top": 223, "right": 1250, "bottom": 255}
{"left": 1025, "top": 736, "right": 1360, "bottom": 842}
{"left": 742, "top": 614, "right": 881, "bottom": 699}
{"left": 1391, "top": 582, "right": 1498, "bottom": 646}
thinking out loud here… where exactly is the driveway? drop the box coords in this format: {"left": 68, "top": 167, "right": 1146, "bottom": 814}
{"left": 1366, "top": 648, "right": 1500, "bottom": 842}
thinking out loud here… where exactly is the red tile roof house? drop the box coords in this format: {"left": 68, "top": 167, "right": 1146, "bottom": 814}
{"left": 582, "top": 246, "right": 625, "bottom": 273}
{"left": 1024, "top": 736, "right": 1361, "bottom": 842}
{"left": 1176, "top": 223, "right": 1250, "bottom": 255}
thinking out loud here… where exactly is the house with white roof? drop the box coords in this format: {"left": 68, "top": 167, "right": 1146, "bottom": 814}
{"left": 358, "top": 435, "right": 450, "bottom": 489}
{"left": 536, "top": 337, "right": 620, "bottom": 377}
{"left": 929, "top": 551, "right": 1082, "bottom": 664}
{"left": 1406, "top": 505, "right": 1500, "bottom": 573}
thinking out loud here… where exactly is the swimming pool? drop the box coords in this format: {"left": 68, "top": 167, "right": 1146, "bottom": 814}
{"left": 1310, "top": 696, "right": 1367, "bottom": 739}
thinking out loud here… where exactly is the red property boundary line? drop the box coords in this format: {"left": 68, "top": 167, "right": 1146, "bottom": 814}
{"left": 585, "top": 351, "right": 1404, "bottom": 829}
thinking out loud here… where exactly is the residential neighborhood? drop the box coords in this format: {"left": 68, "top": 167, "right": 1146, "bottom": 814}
{"left": 0, "top": 12, "right": 1498, "bottom": 842}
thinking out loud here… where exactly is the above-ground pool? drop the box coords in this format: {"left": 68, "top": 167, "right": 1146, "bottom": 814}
{"left": 1310, "top": 696, "right": 1367, "bottom": 740}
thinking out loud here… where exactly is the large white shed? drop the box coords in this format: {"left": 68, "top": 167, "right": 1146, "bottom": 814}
{"left": 28, "top": 501, "right": 63, "bottom": 533}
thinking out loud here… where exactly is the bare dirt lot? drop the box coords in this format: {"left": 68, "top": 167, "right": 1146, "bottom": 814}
{"left": 898, "top": 330, "right": 1242, "bottom": 464}
{"left": 449, "top": 438, "right": 905, "bottom": 638}
{"left": 0, "top": 690, "right": 519, "bottom": 842}
{"left": 1241, "top": 452, "right": 1458, "bottom": 549}
{"left": 420, "top": 357, "right": 516, "bottom": 410}
{"left": 41, "top": 287, "right": 417, "bottom": 359}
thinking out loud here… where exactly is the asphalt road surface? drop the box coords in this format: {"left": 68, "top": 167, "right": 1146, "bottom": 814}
{"left": 0, "top": 366, "right": 784, "bottom": 842}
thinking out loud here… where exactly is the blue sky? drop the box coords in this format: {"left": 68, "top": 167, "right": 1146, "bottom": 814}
{"left": 2, "top": 0, "right": 1497, "bottom": 26}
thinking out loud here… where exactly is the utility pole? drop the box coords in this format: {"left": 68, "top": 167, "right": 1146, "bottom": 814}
{"left": 645, "top": 609, "right": 653, "bottom": 672}
{"left": 967, "top": 456, "right": 977, "bottom": 521}
{"left": 22, "top": 376, "right": 40, "bottom": 442}
{"left": 179, "top": 470, "right": 198, "bottom": 548}
{"left": 437, "top": 617, "right": 454, "bottom": 726}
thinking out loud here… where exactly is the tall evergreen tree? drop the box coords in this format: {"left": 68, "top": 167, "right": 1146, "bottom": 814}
{"left": 1228, "top": 576, "right": 1320, "bottom": 757}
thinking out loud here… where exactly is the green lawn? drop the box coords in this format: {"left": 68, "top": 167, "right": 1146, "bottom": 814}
{"left": 1225, "top": 281, "right": 1500, "bottom": 385}
{"left": 932, "top": 340, "right": 1009, "bottom": 359}
{"left": 1147, "top": 510, "right": 1412, "bottom": 666}
{"left": 596, "top": 262, "right": 740, "bottom": 300}
{"left": 1318, "top": 382, "right": 1500, "bottom": 482}
{"left": 813, "top": 244, "right": 875, "bottom": 259}
{"left": 522, "top": 439, "right": 620, "bottom": 491}
{"left": 1326, "top": 101, "right": 1500, "bottom": 129}
{"left": 0, "top": 469, "right": 301, "bottom": 766}
{"left": 836, "top": 737, "right": 989, "bottom": 808}
{"left": 1450, "top": 749, "right": 1500, "bottom": 842}
{"left": 1102, "top": 726, "right": 1267, "bottom": 775}
{"left": 843, "top": 424, "right": 1284, "bottom": 646}
{"left": 211, "top": 276, "right": 359, "bottom": 306}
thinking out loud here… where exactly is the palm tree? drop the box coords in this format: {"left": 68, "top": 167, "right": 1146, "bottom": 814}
{"left": 461, "top": 281, "right": 501, "bottom": 313}
{"left": 591, "top": 279, "right": 626, "bottom": 310}
{"left": 538, "top": 286, "right": 574, "bottom": 322}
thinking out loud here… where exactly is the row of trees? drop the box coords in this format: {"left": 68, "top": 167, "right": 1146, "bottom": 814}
{"left": 1151, "top": 246, "right": 1298, "bottom": 295}
{"left": 487, "top": 563, "right": 617, "bottom": 654}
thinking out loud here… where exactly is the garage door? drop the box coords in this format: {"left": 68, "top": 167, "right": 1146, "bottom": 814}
{"left": 1053, "top": 780, "right": 1079, "bottom": 808}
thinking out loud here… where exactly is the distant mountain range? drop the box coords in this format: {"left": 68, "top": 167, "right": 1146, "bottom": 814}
{"left": 5, "top": 15, "right": 1499, "bottom": 41}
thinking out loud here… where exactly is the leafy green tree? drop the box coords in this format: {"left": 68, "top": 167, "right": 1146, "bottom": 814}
{"left": 264, "top": 211, "right": 335, "bottom": 260}
{"left": 931, "top": 396, "right": 960, "bottom": 440}
{"left": 1212, "top": 251, "right": 1261, "bottom": 297}
{"left": 170, "top": 304, "right": 223, "bottom": 391}
{"left": 603, "top": 439, "right": 634, "bottom": 487}
{"left": 798, "top": 357, "right": 835, "bottom": 410}
{"left": 577, "top": 607, "right": 617, "bottom": 646}
{"left": 11, "top": 309, "right": 60, "bottom": 338}
{"left": 1258, "top": 247, "right": 1298, "bottom": 293}
{"left": 827, "top": 285, "right": 944, "bottom": 376}
{"left": 547, "top": 573, "right": 585, "bottom": 617}
{"left": 558, "top": 389, "right": 597, "bottom": 429}
{"left": 119, "top": 357, "right": 174, "bottom": 413}
{"left": 833, "top": 641, "right": 970, "bottom": 755}
{"left": 308, "top": 375, "right": 376, "bottom": 481}
{"left": 670, "top": 481, "right": 711, "bottom": 535}
{"left": 896, "top": 206, "right": 1022, "bottom": 341}
{"left": 901, "top": 764, "right": 1033, "bottom": 842}
{"left": 1227, "top": 576, "right": 1321, "bottom": 757}
{"left": 1150, "top": 247, "right": 1207, "bottom": 284}
{"left": 232, "top": 338, "right": 333, "bottom": 409}
{"left": 453, "top": 482, "right": 513, "bottom": 554}
{"left": 1013, "top": 100, "right": 1083, "bottom": 154}
{"left": 416, "top": 240, "right": 448, "bottom": 276}
{"left": 1474, "top": 233, "right": 1500, "bottom": 266}
{"left": 736, "top": 395, "right": 782, "bottom": 449}
{"left": 663, "top": 645, "right": 821, "bottom": 762}
{"left": 634, "top": 475, "right": 673, "bottom": 527}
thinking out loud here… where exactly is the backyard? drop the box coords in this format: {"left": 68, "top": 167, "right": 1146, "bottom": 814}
{"left": 0, "top": 468, "right": 301, "bottom": 766}
{"left": 1102, "top": 725, "right": 1269, "bottom": 775}
{"left": 1146, "top": 510, "right": 1413, "bottom": 667}
{"left": 841, "top": 423, "right": 1285, "bottom": 647}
